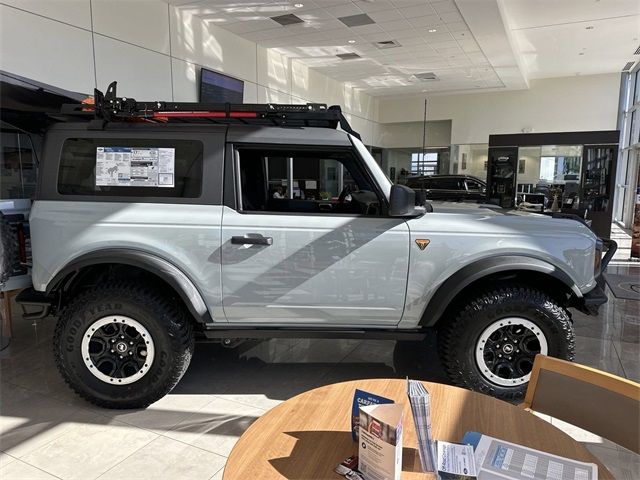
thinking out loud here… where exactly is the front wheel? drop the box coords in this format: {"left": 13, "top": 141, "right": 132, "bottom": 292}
{"left": 54, "top": 282, "right": 194, "bottom": 409}
{"left": 438, "top": 286, "right": 575, "bottom": 401}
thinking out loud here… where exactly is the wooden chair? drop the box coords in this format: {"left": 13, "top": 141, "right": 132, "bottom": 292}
{"left": 521, "top": 354, "right": 640, "bottom": 454}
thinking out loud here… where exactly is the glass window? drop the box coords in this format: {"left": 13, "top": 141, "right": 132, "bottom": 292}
{"left": 410, "top": 152, "right": 438, "bottom": 175}
{"left": 466, "top": 179, "right": 484, "bottom": 191}
{"left": 58, "top": 138, "right": 203, "bottom": 197}
{"left": 237, "top": 148, "right": 381, "bottom": 215}
{"left": 432, "top": 178, "right": 462, "bottom": 190}
{"left": 1, "top": 132, "right": 38, "bottom": 199}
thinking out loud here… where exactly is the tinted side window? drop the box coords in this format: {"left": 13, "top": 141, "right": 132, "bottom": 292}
{"left": 432, "top": 178, "right": 462, "bottom": 190}
{"left": 466, "top": 179, "right": 484, "bottom": 191}
{"left": 406, "top": 178, "right": 432, "bottom": 189}
{"left": 58, "top": 138, "right": 203, "bottom": 198}
{"left": 237, "top": 147, "right": 381, "bottom": 216}
{"left": 1, "top": 132, "right": 38, "bottom": 199}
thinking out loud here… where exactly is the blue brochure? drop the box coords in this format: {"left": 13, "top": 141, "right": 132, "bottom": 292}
{"left": 351, "top": 389, "right": 394, "bottom": 441}
{"left": 461, "top": 431, "right": 482, "bottom": 449}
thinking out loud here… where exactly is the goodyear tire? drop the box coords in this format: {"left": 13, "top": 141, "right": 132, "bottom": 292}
{"left": 438, "top": 286, "right": 575, "bottom": 401}
{"left": 54, "top": 282, "right": 194, "bottom": 409}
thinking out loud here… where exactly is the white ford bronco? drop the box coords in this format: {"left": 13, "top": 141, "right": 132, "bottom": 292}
{"left": 16, "top": 83, "right": 616, "bottom": 408}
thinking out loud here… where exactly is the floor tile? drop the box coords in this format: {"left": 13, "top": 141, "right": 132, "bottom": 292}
{"left": 97, "top": 393, "right": 218, "bottom": 434}
{"left": 586, "top": 443, "right": 640, "bottom": 479}
{"left": 615, "top": 341, "right": 640, "bottom": 382}
{"left": 20, "top": 417, "right": 157, "bottom": 480}
{"left": 0, "top": 385, "right": 95, "bottom": 458}
{"left": 98, "top": 436, "right": 226, "bottom": 480}
{"left": 573, "top": 335, "right": 625, "bottom": 377}
{"left": 0, "top": 459, "right": 60, "bottom": 479}
{"left": 0, "top": 451, "right": 17, "bottom": 468}
{"left": 210, "top": 466, "right": 224, "bottom": 480}
{"left": 550, "top": 417, "right": 607, "bottom": 444}
{"left": 163, "top": 396, "right": 264, "bottom": 457}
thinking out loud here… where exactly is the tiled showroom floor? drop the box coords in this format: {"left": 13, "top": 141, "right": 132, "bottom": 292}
{"left": 1, "top": 256, "right": 638, "bottom": 477}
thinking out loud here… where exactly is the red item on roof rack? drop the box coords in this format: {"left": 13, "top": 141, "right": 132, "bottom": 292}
{"left": 59, "top": 81, "right": 361, "bottom": 139}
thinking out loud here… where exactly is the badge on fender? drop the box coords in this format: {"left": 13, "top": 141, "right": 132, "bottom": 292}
{"left": 415, "top": 239, "right": 430, "bottom": 251}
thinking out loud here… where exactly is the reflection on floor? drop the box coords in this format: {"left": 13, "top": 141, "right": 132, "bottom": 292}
{"left": 1, "top": 268, "right": 638, "bottom": 479}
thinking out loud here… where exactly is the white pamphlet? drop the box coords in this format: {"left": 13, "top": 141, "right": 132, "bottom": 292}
{"left": 470, "top": 434, "right": 597, "bottom": 480}
{"left": 358, "top": 403, "right": 403, "bottom": 480}
{"left": 437, "top": 441, "right": 478, "bottom": 479}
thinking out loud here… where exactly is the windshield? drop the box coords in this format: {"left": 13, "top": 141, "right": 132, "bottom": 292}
{"left": 349, "top": 135, "right": 392, "bottom": 200}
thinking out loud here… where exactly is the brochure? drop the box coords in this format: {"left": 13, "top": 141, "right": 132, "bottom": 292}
{"left": 352, "top": 389, "right": 394, "bottom": 441}
{"left": 358, "top": 403, "right": 404, "bottom": 480}
{"left": 407, "top": 378, "right": 437, "bottom": 472}
{"left": 437, "top": 441, "right": 478, "bottom": 480}
{"left": 462, "top": 432, "right": 598, "bottom": 480}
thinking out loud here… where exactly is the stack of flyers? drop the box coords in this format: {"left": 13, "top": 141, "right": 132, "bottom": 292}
{"left": 407, "top": 378, "right": 436, "bottom": 472}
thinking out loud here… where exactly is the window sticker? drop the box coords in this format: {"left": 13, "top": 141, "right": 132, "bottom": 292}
{"left": 96, "top": 147, "right": 175, "bottom": 187}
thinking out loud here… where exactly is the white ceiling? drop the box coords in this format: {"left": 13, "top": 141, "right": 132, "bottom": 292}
{"left": 167, "top": 0, "right": 640, "bottom": 96}
{"left": 501, "top": 0, "right": 640, "bottom": 79}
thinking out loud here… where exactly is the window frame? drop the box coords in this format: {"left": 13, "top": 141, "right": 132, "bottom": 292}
{"left": 229, "top": 142, "right": 390, "bottom": 217}
{"left": 38, "top": 129, "right": 224, "bottom": 205}
{"left": 465, "top": 179, "right": 484, "bottom": 192}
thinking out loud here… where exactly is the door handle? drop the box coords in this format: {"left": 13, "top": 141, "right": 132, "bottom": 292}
{"left": 231, "top": 235, "right": 273, "bottom": 246}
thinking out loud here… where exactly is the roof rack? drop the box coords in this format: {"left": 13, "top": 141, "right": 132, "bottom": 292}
{"left": 60, "top": 81, "right": 361, "bottom": 139}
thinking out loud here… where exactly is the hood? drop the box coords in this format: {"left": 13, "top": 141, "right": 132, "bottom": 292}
{"left": 428, "top": 201, "right": 543, "bottom": 217}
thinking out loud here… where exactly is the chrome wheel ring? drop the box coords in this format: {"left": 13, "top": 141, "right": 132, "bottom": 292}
{"left": 475, "top": 317, "right": 548, "bottom": 387}
{"left": 81, "top": 316, "right": 155, "bottom": 385}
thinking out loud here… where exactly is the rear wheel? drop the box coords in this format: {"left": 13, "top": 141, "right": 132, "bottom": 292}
{"left": 54, "top": 282, "right": 194, "bottom": 408}
{"left": 438, "top": 286, "right": 574, "bottom": 401}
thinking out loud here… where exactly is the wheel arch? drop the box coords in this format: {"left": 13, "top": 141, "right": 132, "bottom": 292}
{"left": 420, "top": 255, "right": 581, "bottom": 328}
{"left": 46, "top": 248, "right": 212, "bottom": 325}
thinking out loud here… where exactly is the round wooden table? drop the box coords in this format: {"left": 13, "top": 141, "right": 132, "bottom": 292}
{"left": 223, "top": 379, "right": 612, "bottom": 479}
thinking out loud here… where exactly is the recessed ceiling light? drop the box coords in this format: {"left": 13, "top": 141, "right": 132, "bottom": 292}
{"left": 421, "top": 89, "right": 427, "bottom": 92}
{"left": 348, "top": 40, "right": 356, "bottom": 44}
{"left": 585, "top": 26, "right": 594, "bottom": 30}
{"left": 428, "top": 29, "right": 437, "bottom": 33}
{"left": 294, "top": 3, "right": 304, "bottom": 7}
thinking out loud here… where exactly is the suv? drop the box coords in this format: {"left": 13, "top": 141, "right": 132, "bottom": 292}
{"left": 17, "top": 84, "right": 615, "bottom": 409}
{"left": 404, "top": 174, "right": 487, "bottom": 202}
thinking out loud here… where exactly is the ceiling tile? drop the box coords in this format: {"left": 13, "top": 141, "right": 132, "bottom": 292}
{"left": 446, "top": 22, "right": 469, "bottom": 32}
{"left": 353, "top": 0, "right": 396, "bottom": 13}
{"left": 377, "top": 19, "right": 413, "bottom": 32}
{"left": 407, "top": 15, "right": 443, "bottom": 28}
{"left": 438, "top": 11, "right": 463, "bottom": 23}
{"left": 349, "top": 23, "right": 385, "bottom": 34}
{"left": 367, "top": 9, "right": 405, "bottom": 22}
{"left": 429, "top": 1, "right": 459, "bottom": 14}
{"left": 399, "top": 4, "right": 437, "bottom": 18}
{"left": 325, "top": 3, "right": 363, "bottom": 18}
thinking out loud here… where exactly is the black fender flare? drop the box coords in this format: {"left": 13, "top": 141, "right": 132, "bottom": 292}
{"left": 46, "top": 248, "right": 212, "bottom": 325}
{"left": 420, "top": 255, "right": 582, "bottom": 327}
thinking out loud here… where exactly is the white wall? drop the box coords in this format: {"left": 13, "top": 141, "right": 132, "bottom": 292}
{"left": 0, "top": 1, "right": 620, "bottom": 149}
{"left": 0, "top": 0, "right": 379, "bottom": 144}
{"left": 377, "top": 74, "right": 621, "bottom": 145}
{"left": 377, "top": 120, "right": 452, "bottom": 149}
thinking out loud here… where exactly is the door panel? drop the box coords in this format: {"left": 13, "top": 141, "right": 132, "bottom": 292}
{"left": 220, "top": 207, "right": 410, "bottom": 326}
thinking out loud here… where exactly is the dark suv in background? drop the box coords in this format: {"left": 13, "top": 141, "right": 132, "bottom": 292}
{"left": 404, "top": 174, "right": 486, "bottom": 202}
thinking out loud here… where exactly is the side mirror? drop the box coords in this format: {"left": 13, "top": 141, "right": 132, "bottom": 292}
{"left": 389, "top": 184, "right": 426, "bottom": 217}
